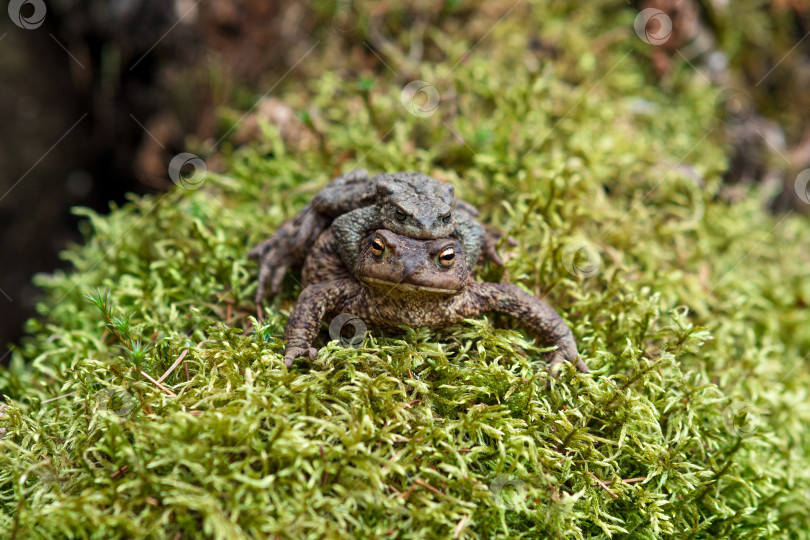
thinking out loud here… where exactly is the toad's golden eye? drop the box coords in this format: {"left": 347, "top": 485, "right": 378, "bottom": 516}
{"left": 371, "top": 236, "right": 386, "bottom": 256}
{"left": 438, "top": 246, "right": 455, "bottom": 267}
{"left": 441, "top": 214, "right": 452, "bottom": 224}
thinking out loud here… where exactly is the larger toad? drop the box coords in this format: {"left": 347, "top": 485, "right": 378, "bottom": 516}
{"left": 283, "top": 227, "right": 588, "bottom": 374}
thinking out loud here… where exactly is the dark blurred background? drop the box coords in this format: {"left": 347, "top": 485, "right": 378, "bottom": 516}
{"left": 0, "top": 0, "right": 327, "bottom": 361}
{"left": 1, "top": 0, "right": 809, "bottom": 364}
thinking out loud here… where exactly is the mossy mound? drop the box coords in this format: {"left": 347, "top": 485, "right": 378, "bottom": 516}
{"left": 2, "top": 2, "right": 810, "bottom": 538}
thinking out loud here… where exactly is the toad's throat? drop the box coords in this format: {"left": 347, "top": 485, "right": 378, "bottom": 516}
{"left": 359, "top": 276, "right": 461, "bottom": 295}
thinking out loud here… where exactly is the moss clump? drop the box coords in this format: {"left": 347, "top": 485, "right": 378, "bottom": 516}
{"left": 2, "top": 2, "right": 810, "bottom": 538}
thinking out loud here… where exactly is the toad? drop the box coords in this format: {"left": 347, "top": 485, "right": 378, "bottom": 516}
{"left": 283, "top": 227, "right": 588, "bottom": 374}
{"left": 250, "top": 170, "right": 507, "bottom": 302}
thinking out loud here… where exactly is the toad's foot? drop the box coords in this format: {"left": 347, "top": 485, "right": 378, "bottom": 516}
{"left": 547, "top": 350, "right": 589, "bottom": 378}
{"left": 481, "top": 225, "right": 517, "bottom": 267}
{"left": 283, "top": 346, "right": 317, "bottom": 367}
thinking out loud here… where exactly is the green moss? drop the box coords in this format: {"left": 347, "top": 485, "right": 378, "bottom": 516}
{"left": 2, "top": 2, "right": 810, "bottom": 538}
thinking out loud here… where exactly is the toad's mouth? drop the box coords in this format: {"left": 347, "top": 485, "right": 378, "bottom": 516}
{"left": 359, "top": 276, "right": 461, "bottom": 295}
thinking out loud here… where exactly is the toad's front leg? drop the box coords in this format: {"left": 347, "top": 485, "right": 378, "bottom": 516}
{"left": 283, "top": 279, "right": 361, "bottom": 367}
{"left": 332, "top": 206, "right": 383, "bottom": 271}
{"left": 463, "top": 282, "right": 588, "bottom": 374}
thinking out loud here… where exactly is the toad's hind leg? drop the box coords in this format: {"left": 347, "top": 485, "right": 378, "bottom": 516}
{"left": 249, "top": 219, "right": 299, "bottom": 303}
{"left": 250, "top": 205, "right": 331, "bottom": 303}
{"left": 464, "top": 282, "right": 588, "bottom": 374}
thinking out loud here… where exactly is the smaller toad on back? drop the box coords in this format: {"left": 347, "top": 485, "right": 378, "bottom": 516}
{"left": 323, "top": 171, "right": 485, "bottom": 271}
{"left": 372, "top": 173, "right": 455, "bottom": 239}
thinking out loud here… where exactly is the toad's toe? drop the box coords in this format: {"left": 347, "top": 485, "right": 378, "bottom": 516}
{"left": 284, "top": 346, "right": 318, "bottom": 367}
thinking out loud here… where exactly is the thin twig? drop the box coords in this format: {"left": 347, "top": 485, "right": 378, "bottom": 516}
{"left": 140, "top": 371, "right": 177, "bottom": 397}
{"left": 402, "top": 399, "right": 420, "bottom": 409}
{"left": 588, "top": 471, "right": 618, "bottom": 498}
{"left": 157, "top": 349, "right": 188, "bottom": 384}
{"left": 414, "top": 478, "right": 444, "bottom": 497}
{"left": 453, "top": 514, "right": 469, "bottom": 539}
{"left": 622, "top": 477, "right": 647, "bottom": 483}
{"left": 41, "top": 391, "right": 78, "bottom": 404}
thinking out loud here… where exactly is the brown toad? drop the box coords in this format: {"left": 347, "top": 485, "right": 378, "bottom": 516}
{"left": 283, "top": 227, "right": 588, "bottom": 374}
{"left": 250, "top": 170, "right": 507, "bottom": 303}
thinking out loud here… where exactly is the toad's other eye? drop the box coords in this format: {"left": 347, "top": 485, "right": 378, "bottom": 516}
{"left": 437, "top": 247, "right": 455, "bottom": 267}
{"left": 441, "top": 214, "right": 452, "bottom": 224}
{"left": 371, "top": 236, "right": 386, "bottom": 256}
{"left": 395, "top": 208, "right": 408, "bottom": 221}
